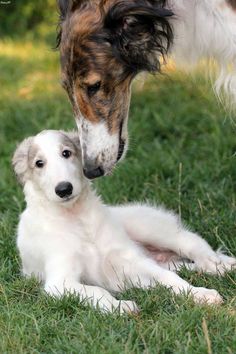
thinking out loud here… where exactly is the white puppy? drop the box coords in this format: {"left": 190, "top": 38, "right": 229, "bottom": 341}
{"left": 13, "top": 130, "right": 236, "bottom": 313}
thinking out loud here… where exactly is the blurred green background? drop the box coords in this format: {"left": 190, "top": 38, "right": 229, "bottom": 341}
{"left": 0, "top": 0, "right": 57, "bottom": 39}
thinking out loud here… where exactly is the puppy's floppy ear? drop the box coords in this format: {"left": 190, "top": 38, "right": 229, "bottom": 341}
{"left": 12, "top": 137, "right": 33, "bottom": 186}
{"left": 62, "top": 131, "right": 82, "bottom": 155}
{"left": 104, "top": 0, "right": 173, "bottom": 73}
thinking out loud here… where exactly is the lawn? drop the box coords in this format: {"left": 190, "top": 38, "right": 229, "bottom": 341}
{"left": 0, "top": 34, "right": 236, "bottom": 354}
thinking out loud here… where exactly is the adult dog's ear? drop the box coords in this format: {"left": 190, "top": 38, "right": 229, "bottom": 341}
{"left": 12, "top": 137, "right": 33, "bottom": 186}
{"left": 104, "top": 0, "right": 174, "bottom": 73}
{"left": 56, "top": 0, "right": 88, "bottom": 47}
{"left": 57, "top": 0, "right": 87, "bottom": 20}
{"left": 57, "top": 0, "right": 70, "bottom": 21}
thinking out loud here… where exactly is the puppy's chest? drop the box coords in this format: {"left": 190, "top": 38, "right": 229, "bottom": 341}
{"left": 53, "top": 213, "right": 100, "bottom": 254}
{"left": 54, "top": 216, "right": 103, "bottom": 278}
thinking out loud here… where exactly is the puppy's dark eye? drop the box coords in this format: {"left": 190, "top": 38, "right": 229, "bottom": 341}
{"left": 87, "top": 81, "right": 101, "bottom": 97}
{"left": 35, "top": 160, "right": 44, "bottom": 168}
{"left": 62, "top": 150, "right": 72, "bottom": 159}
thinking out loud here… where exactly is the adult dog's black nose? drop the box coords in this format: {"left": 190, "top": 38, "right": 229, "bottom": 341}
{"left": 55, "top": 182, "right": 73, "bottom": 198}
{"left": 83, "top": 165, "right": 104, "bottom": 180}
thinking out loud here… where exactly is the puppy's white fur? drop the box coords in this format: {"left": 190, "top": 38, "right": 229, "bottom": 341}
{"left": 13, "top": 130, "right": 236, "bottom": 313}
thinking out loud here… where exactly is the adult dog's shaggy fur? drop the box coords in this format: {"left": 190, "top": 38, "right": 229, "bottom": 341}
{"left": 57, "top": 0, "right": 236, "bottom": 178}
{"left": 13, "top": 130, "right": 236, "bottom": 312}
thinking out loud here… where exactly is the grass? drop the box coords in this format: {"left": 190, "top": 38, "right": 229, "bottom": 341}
{"left": 0, "top": 35, "right": 236, "bottom": 354}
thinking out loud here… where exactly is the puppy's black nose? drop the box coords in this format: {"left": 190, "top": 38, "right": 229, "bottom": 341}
{"left": 55, "top": 182, "right": 73, "bottom": 198}
{"left": 83, "top": 166, "right": 104, "bottom": 180}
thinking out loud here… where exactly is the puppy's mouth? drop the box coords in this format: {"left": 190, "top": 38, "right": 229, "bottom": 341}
{"left": 59, "top": 195, "right": 78, "bottom": 204}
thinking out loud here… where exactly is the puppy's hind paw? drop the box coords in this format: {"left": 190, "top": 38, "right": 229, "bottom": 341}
{"left": 216, "top": 252, "right": 236, "bottom": 273}
{"left": 195, "top": 251, "right": 236, "bottom": 275}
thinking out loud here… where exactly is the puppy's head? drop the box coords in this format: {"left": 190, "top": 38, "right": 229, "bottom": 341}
{"left": 13, "top": 130, "right": 85, "bottom": 205}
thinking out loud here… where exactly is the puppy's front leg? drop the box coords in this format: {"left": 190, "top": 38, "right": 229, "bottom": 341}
{"left": 44, "top": 257, "right": 138, "bottom": 314}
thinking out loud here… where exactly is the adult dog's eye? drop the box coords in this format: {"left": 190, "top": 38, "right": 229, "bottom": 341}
{"left": 87, "top": 81, "right": 101, "bottom": 97}
{"left": 62, "top": 150, "right": 72, "bottom": 159}
{"left": 35, "top": 160, "right": 44, "bottom": 168}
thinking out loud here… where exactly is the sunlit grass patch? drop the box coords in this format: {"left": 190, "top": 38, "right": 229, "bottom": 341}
{"left": 0, "top": 39, "right": 60, "bottom": 100}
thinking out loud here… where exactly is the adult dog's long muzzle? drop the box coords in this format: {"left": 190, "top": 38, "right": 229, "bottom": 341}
{"left": 79, "top": 118, "right": 128, "bottom": 179}
{"left": 117, "top": 139, "right": 125, "bottom": 162}
{"left": 83, "top": 162, "right": 105, "bottom": 180}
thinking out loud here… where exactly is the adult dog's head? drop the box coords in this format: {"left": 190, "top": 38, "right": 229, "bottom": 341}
{"left": 57, "top": 0, "right": 173, "bottom": 178}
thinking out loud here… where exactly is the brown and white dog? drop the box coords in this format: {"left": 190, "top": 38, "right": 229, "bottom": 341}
{"left": 57, "top": 0, "right": 236, "bottom": 179}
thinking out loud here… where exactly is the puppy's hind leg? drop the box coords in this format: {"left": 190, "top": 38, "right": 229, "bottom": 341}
{"left": 114, "top": 253, "right": 223, "bottom": 305}
{"left": 172, "top": 230, "right": 236, "bottom": 274}
{"left": 111, "top": 205, "right": 236, "bottom": 274}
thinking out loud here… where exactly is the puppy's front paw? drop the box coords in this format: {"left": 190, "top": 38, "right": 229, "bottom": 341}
{"left": 98, "top": 298, "right": 139, "bottom": 314}
{"left": 119, "top": 300, "right": 139, "bottom": 314}
{"left": 191, "top": 287, "right": 223, "bottom": 305}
